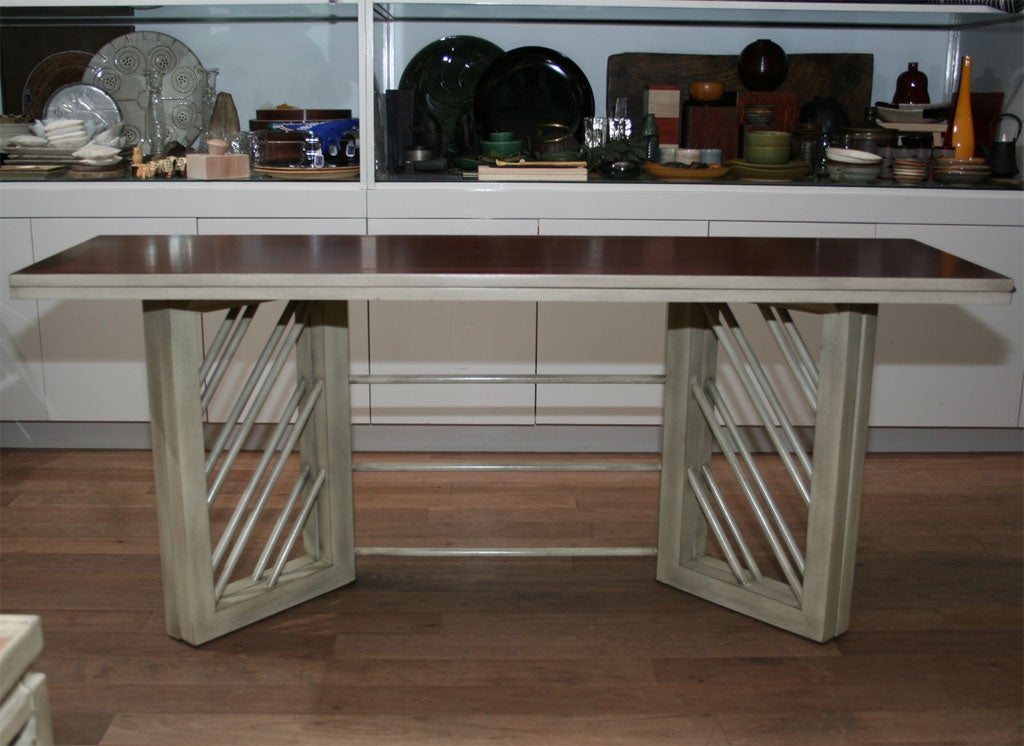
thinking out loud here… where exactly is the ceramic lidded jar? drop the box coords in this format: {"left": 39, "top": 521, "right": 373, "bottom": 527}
{"left": 737, "top": 39, "right": 787, "bottom": 92}
{"left": 799, "top": 96, "right": 850, "bottom": 145}
{"left": 893, "top": 62, "right": 930, "bottom": 105}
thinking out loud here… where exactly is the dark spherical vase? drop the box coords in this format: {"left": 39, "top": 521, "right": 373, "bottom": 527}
{"left": 738, "top": 39, "right": 787, "bottom": 92}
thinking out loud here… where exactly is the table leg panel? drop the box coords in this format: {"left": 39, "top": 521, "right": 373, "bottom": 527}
{"left": 802, "top": 304, "right": 878, "bottom": 640}
{"left": 656, "top": 302, "right": 878, "bottom": 642}
{"left": 143, "top": 301, "right": 356, "bottom": 646}
{"left": 143, "top": 302, "right": 218, "bottom": 643}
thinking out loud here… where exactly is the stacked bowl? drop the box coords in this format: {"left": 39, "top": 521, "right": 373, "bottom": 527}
{"left": 891, "top": 158, "right": 928, "bottom": 184}
{"left": 825, "top": 146, "right": 882, "bottom": 183}
{"left": 932, "top": 157, "right": 991, "bottom": 185}
{"left": 744, "top": 130, "right": 791, "bottom": 165}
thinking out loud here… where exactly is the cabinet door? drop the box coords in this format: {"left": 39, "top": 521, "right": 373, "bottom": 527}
{"left": 368, "top": 301, "right": 537, "bottom": 424}
{"left": 196, "top": 220, "right": 370, "bottom": 424}
{"left": 873, "top": 224, "right": 1024, "bottom": 427}
{"left": 535, "top": 220, "right": 705, "bottom": 424}
{"left": 32, "top": 218, "right": 197, "bottom": 422}
{"left": 368, "top": 221, "right": 538, "bottom": 424}
{"left": 0, "top": 219, "right": 46, "bottom": 421}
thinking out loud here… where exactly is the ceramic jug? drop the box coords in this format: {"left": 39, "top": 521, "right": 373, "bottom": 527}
{"left": 984, "top": 113, "right": 1021, "bottom": 177}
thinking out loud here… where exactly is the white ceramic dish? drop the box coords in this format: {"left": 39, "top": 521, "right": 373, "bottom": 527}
{"left": 875, "top": 102, "right": 949, "bottom": 124}
{"left": 826, "top": 147, "right": 882, "bottom": 164}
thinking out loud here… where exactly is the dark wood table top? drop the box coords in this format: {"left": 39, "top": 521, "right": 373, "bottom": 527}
{"left": 10, "top": 234, "right": 1014, "bottom": 304}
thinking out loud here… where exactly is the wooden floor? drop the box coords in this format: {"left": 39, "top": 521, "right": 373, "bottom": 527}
{"left": 1, "top": 449, "right": 1021, "bottom": 746}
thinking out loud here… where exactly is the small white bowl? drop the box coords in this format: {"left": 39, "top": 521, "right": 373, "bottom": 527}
{"left": 826, "top": 147, "right": 882, "bottom": 164}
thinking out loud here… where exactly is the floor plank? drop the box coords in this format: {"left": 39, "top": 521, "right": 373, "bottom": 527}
{"left": 0, "top": 449, "right": 1021, "bottom": 745}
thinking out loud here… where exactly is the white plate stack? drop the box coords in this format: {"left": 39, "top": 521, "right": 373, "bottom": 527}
{"left": 44, "top": 118, "right": 89, "bottom": 149}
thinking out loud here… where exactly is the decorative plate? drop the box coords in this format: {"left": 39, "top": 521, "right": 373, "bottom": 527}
{"left": 473, "top": 46, "right": 594, "bottom": 145}
{"left": 83, "top": 31, "right": 206, "bottom": 152}
{"left": 399, "top": 36, "right": 504, "bottom": 145}
{"left": 22, "top": 51, "right": 93, "bottom": 121}
{"left": 253, "top": 165, "right": 359, "bottom": 180}
{"left": 643, "top": 163, "right": 730, "bottom": 180}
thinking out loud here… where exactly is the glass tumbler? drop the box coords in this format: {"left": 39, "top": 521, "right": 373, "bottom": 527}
{"left": 584, "top": 117, "right": 607, "bottom": 149}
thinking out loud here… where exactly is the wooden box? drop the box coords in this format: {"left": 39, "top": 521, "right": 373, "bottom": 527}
{"left": 186, "top": 153, "right": 251, "bottom": 180}
{"left": 683, "top": 103, "right": 740, "bottom": 160}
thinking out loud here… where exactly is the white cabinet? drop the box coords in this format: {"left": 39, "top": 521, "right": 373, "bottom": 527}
{"left": 368, "top": 300, "right": 537, "bottom": 423}
{"left": 366, "top": 218, "right": 538, "bottom": 423}
{"left": 31, "top": 218, "right": 197, "bottom": 421}
{"left": 535, "top": 218, "right": 705, "bottom": 425}
{"left": 0, "top": 219, "right": 45, "bottom": 421}
{"left": 873, "top": 223, "right": 1024, "bottom": 427}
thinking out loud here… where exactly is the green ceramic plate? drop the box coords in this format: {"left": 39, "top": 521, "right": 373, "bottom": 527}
{"left": 726, "top": 159, "right": 811, "bottom": 181}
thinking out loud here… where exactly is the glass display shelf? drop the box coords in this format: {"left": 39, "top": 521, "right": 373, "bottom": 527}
{"left": 373, "top": 0, "right": 1021, "bottom": 30}
{"left": 377, "top": 171, "right": 1022, "bottom": 189}
{"left": 0, "top": 3, "right": 358, "bottom": 24}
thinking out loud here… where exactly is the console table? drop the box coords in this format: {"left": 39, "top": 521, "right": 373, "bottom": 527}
{"left": 10, "top": 234, "right": 1014, "bottom": 646}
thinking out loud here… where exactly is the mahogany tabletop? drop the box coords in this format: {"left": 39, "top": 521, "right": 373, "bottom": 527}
{"left": 10, "top": 234, "right": 1014, "bottom": 304}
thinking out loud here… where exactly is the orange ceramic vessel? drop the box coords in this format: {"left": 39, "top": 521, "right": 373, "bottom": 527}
{"left": 689, "top": 81, "right": 725, "bottom": 102}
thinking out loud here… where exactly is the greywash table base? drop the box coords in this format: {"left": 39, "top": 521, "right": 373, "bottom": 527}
{"left": 11, "top": 235, "right": 1013, "bottom": 645}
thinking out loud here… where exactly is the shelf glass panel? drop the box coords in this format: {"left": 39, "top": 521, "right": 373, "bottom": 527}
{"left": 373, "top": 1, "right": 1018, "bottom": 30}
{"left": 0, "top": 3, "right": 358, "bottom": 25}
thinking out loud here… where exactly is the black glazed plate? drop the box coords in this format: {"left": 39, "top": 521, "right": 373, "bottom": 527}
{"left": 473, "top": 46, "right": 594, "bottom": 145}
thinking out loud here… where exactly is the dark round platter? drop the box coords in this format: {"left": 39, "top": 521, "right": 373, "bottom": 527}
{"left": 473, "top": 46, "right": 594, "bottom": 145}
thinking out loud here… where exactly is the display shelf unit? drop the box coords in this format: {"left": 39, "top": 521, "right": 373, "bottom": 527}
{"left": 0, "top": 0, "right": 1021, "bottom": 449}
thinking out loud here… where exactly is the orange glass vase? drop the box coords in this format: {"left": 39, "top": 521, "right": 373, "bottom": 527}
{"left": 949, "top": 55, "right": 975, "bottom": 159}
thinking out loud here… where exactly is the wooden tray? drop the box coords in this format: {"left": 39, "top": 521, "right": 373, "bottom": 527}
{"left": 608, "top": 52, "right": 873, "bottom": 132}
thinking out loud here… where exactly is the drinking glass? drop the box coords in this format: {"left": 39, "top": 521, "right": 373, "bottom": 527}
{"left": 584, "top": 117, "right": 607, "bottom": 148}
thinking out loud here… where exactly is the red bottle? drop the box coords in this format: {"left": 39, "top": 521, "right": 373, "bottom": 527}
{"left": 893, "top": 62, "right": 930, "bottom": 105}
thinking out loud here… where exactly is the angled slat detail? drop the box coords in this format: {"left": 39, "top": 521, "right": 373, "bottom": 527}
{"left": 759, "top": 304, "right": 818, "bottom": 412}
{"left": 701, "top": 304, "right": 812, "bottom": 505}
{"left": 200, "top": 304, "right": 258, "bottom": 410}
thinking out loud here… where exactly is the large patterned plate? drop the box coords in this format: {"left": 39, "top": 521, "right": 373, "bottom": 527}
{"left": 399, "top": 36, "right": 504, "bottom": 147}
{"left": 83, "top": 31, "right": 206, "bottom": 153}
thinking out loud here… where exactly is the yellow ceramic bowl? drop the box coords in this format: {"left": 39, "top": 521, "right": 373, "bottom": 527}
{"left": 689, "top": 81, "right": 725, "bottom": 103}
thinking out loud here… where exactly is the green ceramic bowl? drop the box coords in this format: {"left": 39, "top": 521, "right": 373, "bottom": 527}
{"left": 480, "top": 139, "right": 522, "bottom": 158}
{"left": 744, "top": 130, "right": 792, "bottom": 148}
{"left": 488, "top": 131, "right": 517, "bottom": 142}
{"left": 744, "top": 144, "right": 790, "bottom": 165}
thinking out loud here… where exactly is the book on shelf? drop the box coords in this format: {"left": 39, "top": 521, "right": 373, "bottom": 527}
{"left": 477, "top": 160, "right": 588, "bottom": 182}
